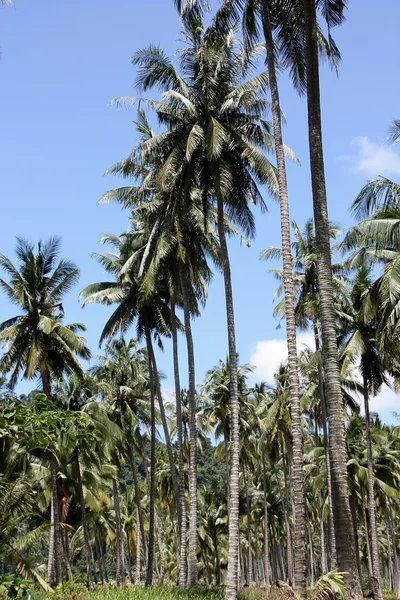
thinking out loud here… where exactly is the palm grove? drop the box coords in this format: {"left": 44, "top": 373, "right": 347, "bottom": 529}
{"left": 1, "top": 1, "right": 400, "bottom": 600}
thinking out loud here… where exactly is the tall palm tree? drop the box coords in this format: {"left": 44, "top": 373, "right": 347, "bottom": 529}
{"left": 340, "top": 267, "right": 387, "bottom": 600}
{"left": 124, "top": 17, "right": 286, "bottom": 596}
{"left": 0, "top": 238, "right": 90, "bottom": 586}
{"left": 300, "top": 3, "right": 362, "bottom": 591}
{"left": 80, "top": 229, "right": 179, "bottom": 585}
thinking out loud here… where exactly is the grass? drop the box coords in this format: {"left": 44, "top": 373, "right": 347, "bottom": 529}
{"left": 29, "top": 584, "right": 225, "bottom": 600}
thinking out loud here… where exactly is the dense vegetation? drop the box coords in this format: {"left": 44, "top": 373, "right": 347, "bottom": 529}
{"left": 1, "top": 2, "right": 400, "bottom": 600}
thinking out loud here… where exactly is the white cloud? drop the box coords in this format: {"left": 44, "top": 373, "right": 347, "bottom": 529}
{"left": 250, "top": 336, "right": 400, "bottom": 422}
{"left": 250, "top": 333, "right": 315, "bottom": 384}
{"left": 341, "top": 136, "right": 400, "bottom": 176}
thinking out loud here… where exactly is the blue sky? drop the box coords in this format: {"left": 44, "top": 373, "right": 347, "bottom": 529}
{"left": 1, "top": 0, "right": 400, "bottom": 421}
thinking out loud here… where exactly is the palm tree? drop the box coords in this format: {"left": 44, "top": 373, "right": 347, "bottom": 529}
{"left": 340, "top": 267, "right": 387, "bottom": 600}
{"left": 0, "top": 238, "right": 90, "bottom": 586}
{"left": 116, "top": 15, "right": 283, "bottom": 597}
{"left": 80, "top": 229, "right": 179, "bottom": 585}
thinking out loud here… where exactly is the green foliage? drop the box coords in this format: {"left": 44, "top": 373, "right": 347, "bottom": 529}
{"left": 0, "top": 574, "right": 35, "bottom": 600}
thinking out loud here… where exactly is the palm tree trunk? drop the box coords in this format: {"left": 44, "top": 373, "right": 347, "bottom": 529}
{"left": 276, "top": 465, "right": 293, "bottom": 585}
{"left": 49, "top": 456, "right": 62, "bottom": 586}
{"left": 135, "top": 506, "right": 141, "bottom": 584}
{"left": 217, "top": 194, "right": 240, "bottom": 600}
{"left": 387, "top": 504, "right": 400, "bottom": 599}
{"left": 145, "top": 319, "right": 181, "bottom": 534}
{"left": 261, "top": 450, "right": 271, "bottom": 587}
{"left": 179, "top": 266, "right": 198, "bottom": 586}
{"left": 61, "top": 529, "right": 73, "bottom": 581}
{"left": 74, "top": 448, "right": 94, "bottom": 590}
{"left": 363, "top": 371, "right": 383, "bottom": 600}
{"left": 314, "top": 405, "right": 328, "bottom": 575}
{"left": 243, "top": 466, "right": 253, "bottom": 585}
{"left": 155, "top": 512, "right": 165, "bottom": 585}
{"left": 262, "top": 6, "right": 306, "bottom": 593}
{"left": 96, "top": 533, "right": 106, "bottom": 584}
{"left": 350, "top": 493, "right": 363, "bottom": 586}
{"left": 41, "top": 372, "right": 62, "bottom": 587}
{"left": 170, "top": 287, "right": 187, "bottom": 587}
{"left": 362, "top": 494, "right": 374, "bottom": 588}
{"left": 313, "top": 322, "right": 337, "bottom": 569}
{"left": 47, "top": 492, "right": 55, "bottom": 584}
{"left": 214, "top": 534, "right": 221, "bottom": 586}
{"left": 112, "top": 479, "right": 126, "bottom": 587}
{"left": 303, "top": 2, "right": 362, "bottom": 596}
{"left": 128, "top": 441, "right": 147, "bottom": 561}
{"left": 144, "top": 322, "right": 156, "bottom": 586}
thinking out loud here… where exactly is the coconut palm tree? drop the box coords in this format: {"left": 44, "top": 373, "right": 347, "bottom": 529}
{"left": 114, "top": 14, "right": 285, "bottom": 597}
{"left": 0, "top": 238, "right": 90, "bottom": 586}
{"left": 80, "top": 229, "right": 179, "bottom": 585}
{"left": 339, "top": 267, "right": 389, "bottom": 600}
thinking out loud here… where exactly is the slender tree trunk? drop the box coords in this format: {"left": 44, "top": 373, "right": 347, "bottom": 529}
{"left": 276, "top": 466, "right": 293, "bottom": 585}
{"left": 112, "top": 479, "right": 125, "bottom": 587}
{"left": 387, "top": 504, "right": 400, "bottom": 599}
{"left": 217, "top": 195, "right": 240, "bottom": 600}
{"left": 49, "top": 456, "right": 62, "bottom": 586}
{"left": 146, "top": 321, "right": 181, "bottom": 533}
{"left": 313, "top": 322, "right": 337, "bottom": 569}
{"left": 155, "top": 512, "right": 165, "bottom": 585}
{"left": 96, "top": 533, "right": 106, "bottom": 584}
{"left": 74, "top": 449, "right": 94, "bottom": 590}
{"left": 363, "top": 495, "right": 374, "bottom": 588}
{"left": 145, "top": 323, "right": 156, "bottom": 586}
{"left": 135, "top": 506, "right": 141, "bottom": 584}
{"left": 262, "top": 7, "right": 306, "bottom": 593}
{"left": 243, "top": 466, "right": 253, "bottom": 585}
{"left": 128, "top": 441, "right": 147, "bottom": 561}
{"left": 179, "top": 267, "right": 198, "bottom": 586}
{"left": 262, "top": 451, "right": 271, "bottom": 587}
{"left": 47, "top": 492, "right": 55, "bottom": 584}
{"left": 363, "top": 372, "right": 383, "bottom": 600}
{"left": 61, "top": 527, "right": 73, "bottom": 581}
{"left": 314, "top": 404, "right": 328, "bottom": 575}
{"left": 214, "top": 534, "right": 221, "bottom": 586}
{"left": 41, "top": 373, "right": 62, "bottom": 587}
{"left": 170, "top": 288, "right": 187, "bottom": 587}
{"left": 303, "top": 2, "right": 362, "bottom": 596}
{"left": 350, "top": 493, "right": 363, "bottom": 586}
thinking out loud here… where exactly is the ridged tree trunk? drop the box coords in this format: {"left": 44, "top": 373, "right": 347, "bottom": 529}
{"left": 128, "top": 441, "right": 147, "bottom": 561}
{"left": 179, "top": 267, "right": 198, "bottom": 586}
{"left": 243, "top": 466, "right": 253, "bottom": 585}
{"left": 47, "top": 492, "right": 55, "bottom": 584}
{"left": 217, "top": 194, "right": 240, "bottom": 600}
{"left": 49, "top": 456, "right": 62, "bottom": 586}
{"left": 262, "top": 6, "right": 306, "bottom": 593}
{"left": 363, "top": 495, "right": 374, "bottom": 587}
{"left": 135, "top": 506, "right": 141, "bottom": 584}
{"left": 145, "top": 322, "right": 156, "bottom": 586}
{"left": 313, "top": 322, "right": 337, "bottom": 569}
{"left": 112, "top": 479, "right": 125, "bottom": 587}
{"left": 170, "top": 287, "right": 187, "bottom": 587}
{"left": 303, "top": 2, "right": 362, "bottom": 595}
{"left": 363, "top": 369, "right": 383, "bottom": 600}
{"left": 74, "top": 448, "right": 94, "bottom": 590}
{"left": 146, "top": 318, "right": 181, "bottom": 531}
{"left": 261, "top": 449, "right": 271, "bottom": 587}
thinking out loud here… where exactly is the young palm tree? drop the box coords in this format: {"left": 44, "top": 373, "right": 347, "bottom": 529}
{"left": 0, "top": 238, "right": 90, "bottom": 586}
